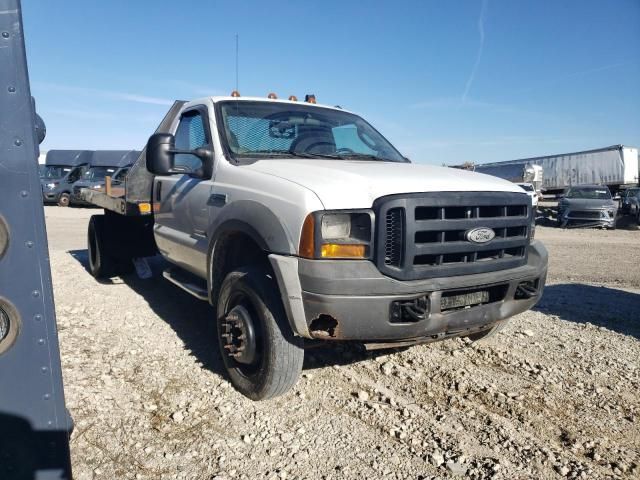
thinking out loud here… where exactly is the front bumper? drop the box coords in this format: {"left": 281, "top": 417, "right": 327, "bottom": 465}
{"left": 269, "top": 241, "right": 548, "bottom": 342}
{"left": 42, "top": 190, "right": 60, "bottom": 202}
{"left": 558, "top": 208, "right": 617, "bottom": 228}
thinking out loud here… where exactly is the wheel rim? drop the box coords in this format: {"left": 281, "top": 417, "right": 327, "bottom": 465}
{"left": 219, "top": 293, "right": 262, "bottom": 376}
{"left": 59, "top": 195, "right": 69, "bottom": 206}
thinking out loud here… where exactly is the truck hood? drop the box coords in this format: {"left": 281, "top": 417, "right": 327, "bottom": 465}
{"left": 244, "top": 160, "right": 525, "bottom": 209}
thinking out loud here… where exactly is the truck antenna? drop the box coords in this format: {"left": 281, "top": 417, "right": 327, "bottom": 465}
{"left": 235, "top": 34, "right": 239, "bottom": 94}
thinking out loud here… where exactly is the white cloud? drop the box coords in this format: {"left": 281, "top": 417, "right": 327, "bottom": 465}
{"left": 461, "top": 0, "right": 489, "bottom": 104}
{"left": 33, "top": 82, "right": 173, "bottom": 106}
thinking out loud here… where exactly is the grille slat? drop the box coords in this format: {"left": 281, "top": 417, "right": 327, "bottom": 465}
{"left": 384, "top": 208, "right": 404, "bottom": 266}
{"left": 377, "top": 192, "right": 531, "bottom": 281}
{"left": 414, "top": 238, "right": 528, "bottom": 255}
{"left": 414, "top": 216, "right": 527, "bottom": 231}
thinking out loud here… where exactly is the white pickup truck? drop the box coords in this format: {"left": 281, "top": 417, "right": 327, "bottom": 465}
{"left": 84, "top": 94, "right": 548, "bottom": 400}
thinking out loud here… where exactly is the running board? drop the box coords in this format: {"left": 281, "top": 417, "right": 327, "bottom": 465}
{"left": 163, "top": 268, "right": 209, "bottom": 301}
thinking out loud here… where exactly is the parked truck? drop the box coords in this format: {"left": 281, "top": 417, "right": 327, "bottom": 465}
{"left": 40, "top": 149, "right": 92, "bottom": 206}
{"left": 70, "top": 150, "right": 139, "bottom": 205}
{"left": 81, "top": 94, "right": 548, "bottom": 400}
{"left": 468, "top": 145, "right": 639, "bottom": 195}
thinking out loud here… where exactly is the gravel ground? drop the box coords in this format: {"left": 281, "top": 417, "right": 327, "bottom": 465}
{"left": 44, "top": 206, "right": 640, "bottom": 480}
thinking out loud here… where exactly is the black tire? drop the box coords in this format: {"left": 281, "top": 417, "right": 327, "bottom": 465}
{"left": 216, "top": 267, "right": 304, "bottom": 400}
{"left": 466, "top": 321, "right": 507, "bottom": 342}
{"left": 87, "top": 215, "right": 116, "bottom": 278}
{"left": 58, "top": 193, "right": 70, "bottom": 207}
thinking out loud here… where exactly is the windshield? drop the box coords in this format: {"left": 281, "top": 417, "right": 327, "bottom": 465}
{"left": 518, "top": 184, "right": 534, "bottom": 192}
{"left": 83, "top": 167, "right": 117, "bottom": 181}
{"left": 41, "top": 165, "right": 72, "bottom": 180}
{"left": 566, "top": 187, "right": 612, "bottom": 200}
{"left": 218, "top": 101, "right": 406, "bottom": 163}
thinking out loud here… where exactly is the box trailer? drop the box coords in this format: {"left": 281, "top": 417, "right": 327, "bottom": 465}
{"left": 469, "top": 145, "right": 638, "bottom": 194}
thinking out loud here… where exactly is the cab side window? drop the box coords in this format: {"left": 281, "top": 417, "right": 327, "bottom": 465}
{"left": 67, "top": 167, "right": 80, "bottom": 183}
{"left": 174, "top": 111, "right": 208, "bottom": 172}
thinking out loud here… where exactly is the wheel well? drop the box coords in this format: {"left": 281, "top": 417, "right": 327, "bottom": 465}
{"left": 209, "top": 231, "right": 270, "bottom": 307}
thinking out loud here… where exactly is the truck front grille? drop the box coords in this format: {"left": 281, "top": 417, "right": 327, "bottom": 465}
{"left": 568, "top": 210, "right": 602, "bottom": 219}
{"left": 375, "top": 192, "right": 531, "bottom": 280}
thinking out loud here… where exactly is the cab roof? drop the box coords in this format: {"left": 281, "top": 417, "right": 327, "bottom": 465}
{"left": 189, "top": 96, "right": 352, "bottom": 114}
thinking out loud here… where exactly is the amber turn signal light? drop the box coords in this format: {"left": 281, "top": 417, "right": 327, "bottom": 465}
{"left": 320, "top": 244, "right": 367, "bottom": 259}
{"left": 299, "top": 214, "right": 315, "bottom": 259}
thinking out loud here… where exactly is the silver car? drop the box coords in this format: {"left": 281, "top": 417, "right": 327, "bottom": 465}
{"left": 557, "top": 185, "right": 617, "bottom": 229}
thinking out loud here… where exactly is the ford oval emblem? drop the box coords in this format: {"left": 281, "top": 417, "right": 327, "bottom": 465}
{"left": 466, "top": 227, "right": 495, "bottom": 244}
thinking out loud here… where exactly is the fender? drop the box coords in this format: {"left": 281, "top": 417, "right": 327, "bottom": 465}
{"left": 206, "top": 200, "right": 296, "bottom": 255}
{"left": 206, "top": 200, "right": 297, "bottom": 303}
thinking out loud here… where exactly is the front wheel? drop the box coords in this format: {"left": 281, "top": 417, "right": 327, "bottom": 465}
{"left": 216, "top": 267, "right": 304, "bottom": 400}
{"left": 58, "top": 193, "right": 70, "bottom": 207}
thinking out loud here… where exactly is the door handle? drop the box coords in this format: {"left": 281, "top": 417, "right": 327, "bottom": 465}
{"left": 156, "top": 181, "right": 162, "bottom": 202}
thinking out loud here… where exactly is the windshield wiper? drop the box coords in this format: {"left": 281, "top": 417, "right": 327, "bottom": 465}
{"left": 334, "top": 153, "right": 391, "bottom": 162}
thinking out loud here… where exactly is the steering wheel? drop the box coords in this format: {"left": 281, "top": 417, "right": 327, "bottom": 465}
{"left": 335, "top": 147, "right": 355, "bottom": 154}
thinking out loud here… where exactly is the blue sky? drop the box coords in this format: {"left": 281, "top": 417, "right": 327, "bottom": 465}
{"left": 23, "top": 0, "right": 640, "bottom": 165}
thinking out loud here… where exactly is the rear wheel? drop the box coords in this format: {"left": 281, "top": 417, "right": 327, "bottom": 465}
{"left": 87, "top": 215, "right": 117, "bottom": 278}
{"left": 216, "top": 267, "right": 304, "bottom": 400}
{"left": 58, "top": 193, "right": 70, "bottom": 207}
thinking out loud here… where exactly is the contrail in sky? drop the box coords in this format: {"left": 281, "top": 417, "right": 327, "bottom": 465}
{"left": 461, "top": 0, "right": 488, "bottom": 104}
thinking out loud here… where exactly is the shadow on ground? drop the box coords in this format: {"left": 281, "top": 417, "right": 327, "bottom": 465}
{"left": 535, "top": 283, "right": 640, "bottom": 339}
{"left": 68, "top": 249, "right": 226, "bottom": 378}
{"left": 67, "top": 249, "right": 394, "bottom": 376}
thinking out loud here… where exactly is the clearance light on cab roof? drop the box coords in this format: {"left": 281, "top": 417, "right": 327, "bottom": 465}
{"left": 230, "top": 90, "right": 241, "bottom": 97}
{"left": 305, "top": 94, "right": 317, "bottom": 104}
{"left": 288, "top": 95, "right": 298, "bottom": 102}
{"left": 267, "top": 92, "right": 278, "bottom": 99}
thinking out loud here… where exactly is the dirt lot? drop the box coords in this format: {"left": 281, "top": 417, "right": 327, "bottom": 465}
{"left": 45, "top": 206, "right": 640, "bottom": 480}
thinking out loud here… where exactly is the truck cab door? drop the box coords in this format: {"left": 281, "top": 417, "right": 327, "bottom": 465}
{"left": 153, "top": 107, "right": 214, "bottom": 276}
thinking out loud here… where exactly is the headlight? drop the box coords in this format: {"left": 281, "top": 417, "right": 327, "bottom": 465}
{"left": 300, "top": 211, "right": 373, "bottom": 259}
{"left": 46, "top": 182, "right": 57, "bottom": 189}
{"left": 91, "top": 185, "right": 102, "bottom": 190}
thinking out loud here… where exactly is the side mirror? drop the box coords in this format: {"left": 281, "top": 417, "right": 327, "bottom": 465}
{"left": 146, "top": 133, "right": 175, "bottom": 175}
{"left": 146, "top": 133, "right": 214, "bottom": 178}
{"left": 35, "top": 113, "right": 46, "bottom": 144}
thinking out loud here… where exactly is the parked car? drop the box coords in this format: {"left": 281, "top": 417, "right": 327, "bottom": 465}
{"left": 517, "top": 182, "right": 539, "bottom": 208}
{"left": 557, "top": 185, "right": 617, "bottom": 229}
{"left": 620, "top": 187, "right": 640, "bottom": 215}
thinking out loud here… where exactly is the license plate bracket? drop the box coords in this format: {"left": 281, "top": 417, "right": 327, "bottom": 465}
{"left": 441, "top": 290, "right": 490, "bottom": 311}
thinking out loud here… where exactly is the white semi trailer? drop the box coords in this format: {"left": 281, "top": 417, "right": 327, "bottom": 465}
{"left": 470, "top": 145, "right": 639, "bottom": 195}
